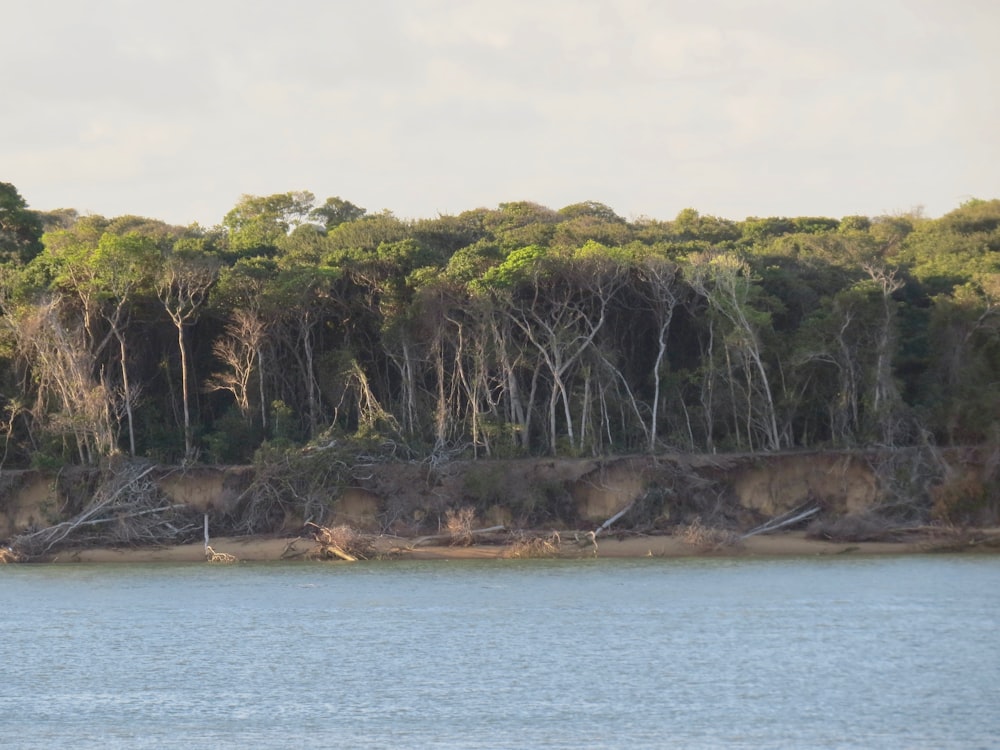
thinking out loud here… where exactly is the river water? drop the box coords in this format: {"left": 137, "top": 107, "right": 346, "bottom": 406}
{"left": 1, "top": 555, "right": 998, "bottom": 749}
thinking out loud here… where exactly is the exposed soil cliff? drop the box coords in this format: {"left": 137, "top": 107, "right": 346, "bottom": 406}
{"left": 3, "top": 448, "right": 997, "bottom": 554}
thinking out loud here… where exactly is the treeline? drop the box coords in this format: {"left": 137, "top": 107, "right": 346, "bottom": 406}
{"left": 0, "top": 182, "right": 997, "bottom": 467}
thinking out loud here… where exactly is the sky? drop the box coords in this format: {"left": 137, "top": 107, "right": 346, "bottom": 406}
{"left": 3, "top": 0, "right": 999, "bottom": 228}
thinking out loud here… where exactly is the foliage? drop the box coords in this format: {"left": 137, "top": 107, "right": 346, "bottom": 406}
{"left": 1, "top": 180, "right": 998, "bottom": 468}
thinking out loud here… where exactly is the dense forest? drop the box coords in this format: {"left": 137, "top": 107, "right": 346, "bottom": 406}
{"left": 1, "top": 181, "right": 998, "bottom": 469}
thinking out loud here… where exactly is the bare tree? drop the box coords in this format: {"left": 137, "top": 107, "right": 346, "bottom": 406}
{"left": 862, "top": 262, "right": 905, "bottom": 445}
{"left": 688, "top": 252, "right": 782, "bottom": 451}
{"left": 5, "top": 298, "right": 117, "bottom": 462}
{"left": 636, "top": 253, "right": 680, "bottom": 451}
{"left": 156, "top": 253, "right": 219, "bottom": 460}
{"left": 505, "top": 253, "right": 625, "bottom": 454}
{"left": 205, "top": 309, "right": 267, "bottom": 423}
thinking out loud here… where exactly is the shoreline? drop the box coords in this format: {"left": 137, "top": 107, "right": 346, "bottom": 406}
{"left": 35, "top": 528, "right": 1000, "bottom": 564}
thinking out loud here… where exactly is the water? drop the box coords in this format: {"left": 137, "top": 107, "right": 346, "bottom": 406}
{"left": 1, "top": 556, "right": 998, "bottom": 749}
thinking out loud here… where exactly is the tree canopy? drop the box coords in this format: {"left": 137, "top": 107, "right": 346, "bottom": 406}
{"left": 1, "top": 183, "right": 997, "bottom": 467}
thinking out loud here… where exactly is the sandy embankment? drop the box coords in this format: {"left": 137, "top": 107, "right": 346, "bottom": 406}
{"left": 45, "top": 529, "right": 997, "bottom": 564}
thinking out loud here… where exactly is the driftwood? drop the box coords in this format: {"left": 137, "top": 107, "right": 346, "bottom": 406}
{"left": 203, "top": 514, "right": 238, "bottom": 562}
{"left": 320, "top": 545, "right": 357, "bottom": 562}
{"left": 594, "top": 500, "right": 635, "bottom": 538}
{"left": 11, "top": 463, "right": 202, "bottom": 558}
{"left": 410, "top": 525, "right": 506, "bottom": 548}
{"left": 556, "top": 499, "right": 637, "bottom": 557}
{"left": 303, "top": 522, "right": 372, "bottom": 560}
{"left": 205, "top": 545, "right": 237, "bottom": 563}
{"left": 572, "top": 530, "right": 599, "bottom": 556}
{"left": 504, "top": 531, "right": 562, "bottom": 559}
{"left": 740, "top": 505, "right": 819, "bottom": 540}
{"left": 279, "top": 538, "right": 309, "bottom": 560}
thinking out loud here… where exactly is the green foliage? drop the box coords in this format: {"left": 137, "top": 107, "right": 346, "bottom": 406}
{"left": 477, "top": 244, "right": 547, "bottom": 289}
{"left": 1, "top": 181, "right": 998, "bottom": 468}
{"left": 309, "top": 196, "right": 366, "bottom": 230}
{"left": 202, "top": 406, "right": 262, "bottom": 464}
{"left": 223, "top": 191, "right": 316, "bottom": 253}
{"left": 269, "top": 400, "right": 299, "bottom": 444}
{"left": 0, "top": 182, "right": 44, "bottom": 265}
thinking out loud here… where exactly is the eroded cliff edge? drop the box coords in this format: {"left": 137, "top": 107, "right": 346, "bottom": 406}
{"left": 3, "top": 447, "right": 997, "bottom": 552}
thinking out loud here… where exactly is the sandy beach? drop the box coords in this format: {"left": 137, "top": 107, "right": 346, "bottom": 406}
{"left": 39, "top": 528, "right": 1000, "bottom": 564}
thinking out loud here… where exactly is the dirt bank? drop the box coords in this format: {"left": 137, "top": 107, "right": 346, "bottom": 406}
{"left": 3, "top": 447, "right": 998, "bottom": 563}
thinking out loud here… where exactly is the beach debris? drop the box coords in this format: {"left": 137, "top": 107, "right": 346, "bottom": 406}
{"left": 205, "top": 545, "right": 238, "bottom": 563}
{"left": 10, "top": 462, "right": 201, "bottom": 559}
{"left": 741, "top": 504, "right": 819, "bottom": 540}
{"left": 303, "top": 522, "right": 375, "bottom": 561}
{"left": 410, "top": 524, "right": 506, "bottom": 548}
{"left": 444, "top": 506, "right": 476, "bottom": 546}
{"left": 595, "top": 500, "right": 635, "bottom": 538}
{"left": 678, "top": 516, "right": 740, "bottom": 550}
{"left": 504, "top": 530, "right": 561, "bottom": 559}
{"left": 573, "top": 530, "right": 599, "bottom": 556}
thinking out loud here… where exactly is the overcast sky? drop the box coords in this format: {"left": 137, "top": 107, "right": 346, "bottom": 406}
{"left": 4, "top": 0, "right": 998, "bottom": 227}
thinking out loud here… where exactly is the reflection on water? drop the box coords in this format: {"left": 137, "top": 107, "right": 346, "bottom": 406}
{"left": 2, "top": 556, "right": 998, "bottom": 749}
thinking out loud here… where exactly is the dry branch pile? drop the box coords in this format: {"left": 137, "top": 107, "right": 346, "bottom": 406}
{"left": 504, "top": 531, "right": 561, "bottom": 558}
{"left": 444, "top": 506, "right": 476, "bottom": 546}
{"left": 304, "top": 522, "right": 375, "bottom": 561}
{"left": 677, "top": 516, "right": 740, "bottom": 551}
{"left": 10, "top": 462, "right": 202, "bottom": 559}
{"left": 224, "top": 438, "right": 406, "bottom": 535}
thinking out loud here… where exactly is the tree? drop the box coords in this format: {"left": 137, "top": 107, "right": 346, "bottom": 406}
{"left": 83, "top": 232, "right": 159, "bottom": 455}
{"left": 156, "top": 250, "right": 220, "bottom": 460}
{"left": 205, "top": 309, "right": 266, "bottom": 424}
{"left": 925, "top": 276, "right": 1000, "bottom": 443}
{"left": 861, "top": 262, "right": 906, "bottom": 445}
{"left": 310, "top": 196, "right": 366, "bottom": 230}
{"left": 2, "top": 295, "right": 116, "bottom": 463}
{"left": 0, "top": 182, "right": 44, "bottom": 265}
{"left": 687, "top": 252, "right": 782, "bottom": 451}
{"left": 211, "top": 258, "right": 278, "bottom": 431}
{"left": 223, "top": 191, "right": 316, "bottom": 254}
{"left": 490, "top": 246, "right": 625, "bottom": 453}
{"left": 635, "top": 251, "right": 681, "bottom": 451}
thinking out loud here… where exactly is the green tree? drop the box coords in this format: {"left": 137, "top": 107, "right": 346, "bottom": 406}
{"left": 0, "top": 182, "right": 44, "bottom": 265}
{"left": 309, "top": 196, "right": 366, "bottom": 230}
{"left": 223, "top": 191, "right": 316, "bottom": 254}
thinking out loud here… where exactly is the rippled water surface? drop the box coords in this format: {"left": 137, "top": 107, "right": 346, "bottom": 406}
{"left": 2, "top": 555, "right": 998, "bottom": 748}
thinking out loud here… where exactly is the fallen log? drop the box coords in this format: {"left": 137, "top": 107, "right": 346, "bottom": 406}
{"left": 410, "top": 525, "right": 506, "bottom": 548}
{"left": 595, "top": 500, "right": 635, "bottom": 538}
{"left": 740, "top": 505, "right": 819, "bottom": 540}
{"left": 319, "top": 545, "right": 357, "bottom": 562}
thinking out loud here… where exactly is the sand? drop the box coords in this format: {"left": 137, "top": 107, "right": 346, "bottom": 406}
{"left": 37, "top": 528, "right": 1000, "bottom": 564}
